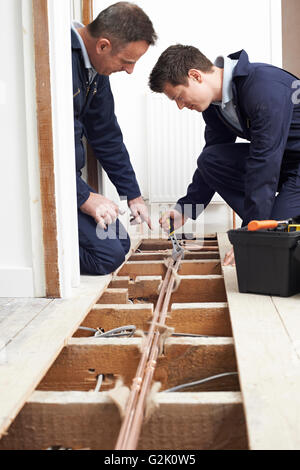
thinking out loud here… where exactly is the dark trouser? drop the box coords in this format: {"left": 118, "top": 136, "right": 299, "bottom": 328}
{"left": 196, "top": 143, "right": 300, "bottom": 223}
{"left": 78, "top": 210, "right": 131, "bottom": 275}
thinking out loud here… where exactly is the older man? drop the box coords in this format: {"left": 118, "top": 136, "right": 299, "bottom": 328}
{"left": 72, "top": 2, "right": 157, "bottom": 274}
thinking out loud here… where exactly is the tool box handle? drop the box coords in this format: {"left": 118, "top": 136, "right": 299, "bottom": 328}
{"left": 248, "top": 220, "right": 279, "bottom": 231}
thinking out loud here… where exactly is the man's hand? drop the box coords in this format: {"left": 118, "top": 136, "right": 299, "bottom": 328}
{"left": 128, "top": 196, "right": 152, "bottom": 229}
{"left": 160, "top": 209, "right": 186, "bottom": 233}
{"left": 80, "top": 193, "right": 119, "bottom": 229}
{"left": 223, "top": 247, "right": 235, "bottom": 266}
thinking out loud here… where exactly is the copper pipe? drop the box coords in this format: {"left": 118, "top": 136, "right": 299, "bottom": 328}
{"left": 125, "top": 256, "right": 181, "bottom": 449}
{"left": 115, "top": 258, "right": 175, "bottom": 449}
{"left": 115, "top": 256, "right": 182, "bottom": 450}
{"left": 181, "top": 245, "right": 219, "bottom": 252}
{"left": 233, "top": 210, "right": 237, "bottom": 230}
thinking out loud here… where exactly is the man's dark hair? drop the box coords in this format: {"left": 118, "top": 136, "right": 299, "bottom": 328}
{"left": 87, "top": 2, "right": 157, "bottom": 50}
{"left": 149, "top": 45, "right": 214, "bottom": 93}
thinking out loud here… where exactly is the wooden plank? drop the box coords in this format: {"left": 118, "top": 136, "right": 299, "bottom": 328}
{"left": 170, "top": 275, "right": 226, "bottom": 303}
{"left": 82, "top": 0, "right": 93, "bottom": 26}
{"left": 112, "top": 275, "right": 226, "bottom": 304}
{"left": 138, "top": 239, "right": 218, "bottom": 251}
{"left": 97, "top": 288, "right": 129, "bottom": 304}
{"left": 37, "top": 337, "right": 238, "bottom": 392}
{"left": 74, "top": 304, "right": 154, "bottom": 336}
{"left": 271, "top": 295, "right": 300, "bottom": 348}
{"left": 170, "top": 302, "right": 232, "bottom": 336}
{"left": 129, "top": 252, "right": 220, "bottom": 261}
{"left": 109, "top": 276, "right": 132, "bottom": 288}
{"left": 75, "top": 302, "right": 231, "bottom": 337}
{"left": 118, "top": 260, "right": 222, "bottom": 277}
{"left": 32, "top": 0, "right": 59, "bottom": 297}
{"left": 110, "top": 276, "right": 162, "bottom": 298}
{"left": 0, "top": 391, "right": 247, "bottom": 450}
{"left": 0, "top": 299, "right": 14, "bottom": 323}
{"left": 218, "top": 232, "right": 300, "bottom": 450}
{"left": 0, "top": 298, "right": 52, "bottom": 350}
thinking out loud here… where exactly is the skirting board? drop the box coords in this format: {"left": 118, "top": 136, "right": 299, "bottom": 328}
{"left": 0, "top": 268, "right": 34, "bottom": 297}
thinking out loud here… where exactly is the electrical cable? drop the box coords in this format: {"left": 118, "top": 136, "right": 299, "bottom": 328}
{"left": 141, "top": 330, "right": 217, "bottom": 338}
{"left": 78, "top": 326, "right": 217, "bottom": 339}
{"left": 94, "top": 325, "right": 136, "bottom": 338}
{"left": 164, "top": 372, "right": 238, "bottom": 393}
{"left": 94, "top": 374, "right": 103, "bottom": 392}
{"left": 78, "top": 325, "right": 136, "bottom": 338}
{"left": 77, "top": 326, "right": 97, "bottom": 333}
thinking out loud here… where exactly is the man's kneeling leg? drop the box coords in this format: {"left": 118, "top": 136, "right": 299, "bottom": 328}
{"left": 78, "top": 211, "right": 130, "bottom": 275}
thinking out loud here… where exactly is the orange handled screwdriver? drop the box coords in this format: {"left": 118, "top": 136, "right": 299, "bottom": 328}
{"left": 248, "top": 220, "right": 286, "bottom": 231}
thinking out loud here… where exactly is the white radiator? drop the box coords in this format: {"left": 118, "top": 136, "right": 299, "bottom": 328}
{"left": 146, "top": 93, "right": 205, "bottom": 203}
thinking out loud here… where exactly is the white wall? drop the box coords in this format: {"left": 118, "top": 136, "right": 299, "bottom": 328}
{"left": 92, "top": 0, "right": 282, "bottom": 231}
{"left": 0, "top": 0, "right": 34, "bottom": 296}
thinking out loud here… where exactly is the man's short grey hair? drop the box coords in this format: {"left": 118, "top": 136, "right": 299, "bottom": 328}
{"left": 87, "top": 2, "right": 157, "bottom": 50}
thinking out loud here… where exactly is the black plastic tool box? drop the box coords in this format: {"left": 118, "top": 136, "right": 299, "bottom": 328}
{"left": 227, "top": 228, "right": 300, "bottom": 297}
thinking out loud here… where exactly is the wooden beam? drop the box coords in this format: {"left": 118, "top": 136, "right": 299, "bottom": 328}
{"left": 74, "top": 304, "right": 154, "bottom": 336}
{"left": 129, "top": 252, "right": 220, "bottom": 261}
{"left": 118, "top": 260, "right": 222, "bottom": 277}
{"left": 170, "top": 303, "right": 232, "bottom": 336}
{"left": 107, "top": 275, "right": 226, "bottom": 304}
{"left": 74, "top": 302, "right": 231, "bottom": 336}
{"left": 0, "top": 391, "right": 248, "bottom": 450}
{"left": 97, "top": 288, "right": 129, "bottom": 304}
{"left": 218, "top": 232, "right": 300, "bottom": 450}
{"left": 32, "top": 0, "right": 60, "bottom": 297}
{"left": 138, "top": 239, "right": 218, "bottom": 251}
{"left": 170, "top": 275, "right": 226, "bottom": 303}
{"left": 82, "top": 0, "right": 93, "bottom": 26}
{"left": 37, "top": 337, "right": 238, "bottom": 392}
{"left": 110, "top": 275, "right": 162, "bottom": 298}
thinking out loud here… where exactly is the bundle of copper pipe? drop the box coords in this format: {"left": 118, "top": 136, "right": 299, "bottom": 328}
{"left": 115, "top": 255, "right": 183, "bottom": 450}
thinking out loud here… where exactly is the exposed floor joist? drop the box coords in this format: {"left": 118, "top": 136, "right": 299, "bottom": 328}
{"left": 0, "top": 391, "right": 247, "bottom": 450}
{"left": 74, "top": 302, "right": 232, "bottom": 337}
{"left": 37, "top": 337, "right": 238, "bottom": 392}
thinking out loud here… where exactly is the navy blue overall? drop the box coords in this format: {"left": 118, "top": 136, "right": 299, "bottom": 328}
{"left": 71, "top": 30, "right": 141, "bottom": 275}
{"left": 176, "top": 50, "right": 300, "bottom": 226}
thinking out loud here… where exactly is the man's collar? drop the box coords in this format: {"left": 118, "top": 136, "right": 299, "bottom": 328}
{"left": 229, "top": 49, "right": 250, "bottom": 78}
{"left": 71, "top": 20, "right": 94, "bottom": 71}
{"left": 213, "top": 55, "right": 238, "bottom": 108}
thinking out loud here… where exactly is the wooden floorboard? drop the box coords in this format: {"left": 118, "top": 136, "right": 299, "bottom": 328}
{"left": 218, "top": 232, "right": 300, "bottom": 450}
{"left": 0, "top": 298, "right": 52, "bottom": 350}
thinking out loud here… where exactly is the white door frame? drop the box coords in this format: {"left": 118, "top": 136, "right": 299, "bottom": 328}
{"left": 21, "top": 0, "right": 80, "bottom": 298}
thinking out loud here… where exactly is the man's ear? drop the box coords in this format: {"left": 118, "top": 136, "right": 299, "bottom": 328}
{"left": 188, "top": 69, "right": 202, "bottom": 83}
{"left": 95, "top": 38, "right": 111, "bottom": 54}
